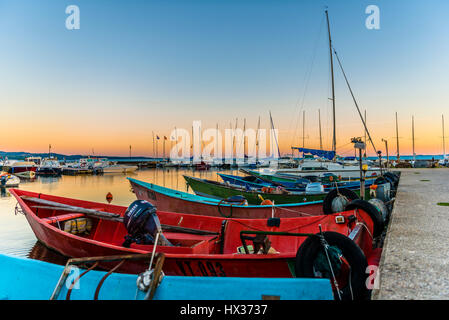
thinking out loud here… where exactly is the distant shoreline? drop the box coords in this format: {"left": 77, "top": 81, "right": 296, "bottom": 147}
{"left": 0, "top": 151, "right": 445, "bottom": 162}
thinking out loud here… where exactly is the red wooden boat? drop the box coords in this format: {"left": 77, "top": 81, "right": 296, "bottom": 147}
{"left": 128, "top": 177, "right": 324, "bottom": 219}
{"left": 10, "top": 189, "right": 382, "bottom": 300}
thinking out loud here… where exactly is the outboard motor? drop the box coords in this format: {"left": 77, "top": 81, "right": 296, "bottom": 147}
{"left": 305, "top": 183, "right": 325, "bottom": 194}
{"left": 122, "top": 200, "right": 172, "bottom": 248}
{"left": 223, "top": 195, "right": 248, "bottom": 205}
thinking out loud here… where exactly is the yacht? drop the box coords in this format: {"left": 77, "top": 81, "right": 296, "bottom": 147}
{"left": 37, "top": 157, "right": 62, "bottom": 176}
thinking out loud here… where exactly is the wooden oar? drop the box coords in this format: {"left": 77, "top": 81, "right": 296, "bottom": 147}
{"left": 21, "top": 196, "right": 120, "bottom": 219}
{"left": 23, "top": 196, "right": 218, "bottom": 236}
{"left": 31, "top": 206, "right": 123, "bottom": 222}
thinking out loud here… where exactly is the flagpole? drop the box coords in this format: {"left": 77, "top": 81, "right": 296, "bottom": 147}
{"left": 152, "top": 131, "right": 155, "bottom": 158}
{"left": 163, "top": 136, "right": 166, "bottom": 160}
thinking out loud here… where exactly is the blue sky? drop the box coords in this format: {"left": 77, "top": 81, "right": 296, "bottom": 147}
{"left": 0, "top": 0, "right": 448, "bottom": 156}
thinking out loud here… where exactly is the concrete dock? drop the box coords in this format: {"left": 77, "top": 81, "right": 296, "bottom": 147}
{"left": 373, "top": 168, "right": 449, "bottom": 300}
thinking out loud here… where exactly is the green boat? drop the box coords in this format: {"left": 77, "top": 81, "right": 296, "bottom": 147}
{"left": 184, "top": 175, "right": 372, "bottom": 205}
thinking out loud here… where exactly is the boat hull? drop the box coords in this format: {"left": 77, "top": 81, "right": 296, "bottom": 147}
{"left": 0, "top": 253, "right": 333, "bottom": 300}
{"left": 129, "top": 178, "right": 324, "bottom": 219}
{"left": 10, "top": 189, "right": 376, "bottom": 277}
{"left": 184, "top": 175, "right": 373, "bottom": 204}
{"left": 102, "top": 165, "right": 138, "bottom": 174}
{"left": 37, "top": 167, "right": 62, "bottom": 176}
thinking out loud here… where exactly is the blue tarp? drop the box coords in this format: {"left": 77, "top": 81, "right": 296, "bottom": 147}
{"left": 292, "top": 147, "right": 336, "bottom": 161}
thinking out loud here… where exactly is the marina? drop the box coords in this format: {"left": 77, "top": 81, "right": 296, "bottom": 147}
{"left": 1, "top": 0, "right": 448, "bottom": 307}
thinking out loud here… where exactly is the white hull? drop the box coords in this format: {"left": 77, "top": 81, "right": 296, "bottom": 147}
{"left": 102, "top": 165, "right": 138, "bottom": 174}
{"left": 0, "top": 173, "right": 20, "bottom": 187}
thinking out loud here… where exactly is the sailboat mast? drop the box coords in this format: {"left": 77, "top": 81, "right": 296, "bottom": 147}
{"left": 318, "top": 109, "right": 323, "bottom": 150}
{"left": 443, "top": 115, "right": 446, "bottom": 158}
{"left": 325, "top": 9, "right": 336, "bottom": 154}
{"left": 364, "top": 110, "right": 367, "bottom": 158}
{"left": 216, "top": 123, "right": 219, "bottom": 163}
{"left": 412, "top": 115, "right": 415, "bottom": 162}
{"left": 269, "top": 111, "right": 281, "bottom": 158}
{"left": 256, "top": 116, "right": 260, "bottom": 163}
{"left": 302, "top": 110, "right": 305, "bottom": 148}
{"left": 396, "top": 112, "right": 400, "bottom": 161}
{"left": 243, "top": 118, "right": 247, "bottom": 164}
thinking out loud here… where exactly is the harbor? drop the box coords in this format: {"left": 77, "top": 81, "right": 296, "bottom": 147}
{"left": 0, "top": 160, "right": 397, "bottom": 300}
{"left": 1, "top": 0, "right": 449, "bottom": 306}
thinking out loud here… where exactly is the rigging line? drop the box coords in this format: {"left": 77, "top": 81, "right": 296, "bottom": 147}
{"left": 333, "top": 48, "right": 378, "bottom": 154}
{"left": 269, "top": 111, "right": 281, "bottom": 158}
{"left": 289, "top": 14, "right": 326, "bottom": 148}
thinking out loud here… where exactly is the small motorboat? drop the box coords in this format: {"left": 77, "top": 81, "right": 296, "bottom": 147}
{"left": 194, "top": 161, "right": 211, "bottom": 171}
{"left": 0, "top": 173, "right": 20, "bottom": 187}
{"left": 183, "top": 175, "right": 376, "bottom": 204}
{"left": 10, "top": 188, "right": 384, "bottom": 300}
{"left": 102, "top": 164, "right": 138, "bottom": 174}
{"left": 3, "top": 160, "right": 37, "bottom": 179}
{"left": 218, "top": 173, "right": 376, "bottom": 193}
{"left": 128, "top": 177, "right": 325, "bottom": 219}
{"left": 0, "top": 253, "right": 333, "bottom": 300}
{"left": 37, "top": 157, "right": 62, "bottom": 176}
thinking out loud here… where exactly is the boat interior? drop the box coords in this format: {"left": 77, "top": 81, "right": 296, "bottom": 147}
{"left": 12, "top": 189, "right": 367, "bottom": 257}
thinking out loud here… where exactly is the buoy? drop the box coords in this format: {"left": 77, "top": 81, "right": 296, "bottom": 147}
{"left": 106, "top": 192, "right": 113, "bottom": 203}
{"left": 261, "top": 199, "right": 273, "bottom": 206}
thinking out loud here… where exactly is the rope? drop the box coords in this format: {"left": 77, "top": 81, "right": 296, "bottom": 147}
{"left": 318, "top": 228, "right": 342, "bottom": 301}
{"left": 333, "top": 48, "right": 378, "bottom": 155}
{"left": 270, "top": 206, "right": 316, "bottom": 217}
{"left": 229, "top": 215, "right": 328, "bottom": 233}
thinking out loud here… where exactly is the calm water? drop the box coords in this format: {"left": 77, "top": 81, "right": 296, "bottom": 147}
{"left": 0, "top": 168, "right": 240, "bottom": 265}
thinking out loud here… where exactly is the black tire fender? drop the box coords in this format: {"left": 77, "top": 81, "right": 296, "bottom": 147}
{"left": 384, "top": 172, "right": 399, "bottom": 187}
{"left": 323, "top": 188, "right": 359, "bottom": 215}
{"left": 295, "top": 231, "right": 368, "bottom": 300}
{"left": 345, "top": 199, "right": 384, "bottom": 238}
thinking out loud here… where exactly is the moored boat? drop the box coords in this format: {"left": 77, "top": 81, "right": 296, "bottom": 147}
{"left": 37, "top": 157, "right": 62, "bottom": 176}
{"left": 184, "top": 175, "right": 374, "bottom": 204}
{"left": 128, "top": 177, "right": 324, "bottom": 219}
{"left": 0, "top": 173, "right": 20, "bottom": 187}
{"left": 218, "top": 172, "right": 376, "bottom": 193}
{"left": 0, "top": 253, "right": 333, "bottom": 300}
{"left": 10, "top": 189, "right": 384, "bottom": 299}
{"left": 102, "top": 164, "right": 138, "bottom": 174}
{"left": 3, "top": 161, "right": 37, "bottom": 179}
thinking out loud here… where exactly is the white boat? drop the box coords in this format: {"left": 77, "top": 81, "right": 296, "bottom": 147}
{"left": 0, "top": 173, "right": 20, "bottom": 187}
{"left": 259, "top": 158, "right": 381, "bottom": 180}
{"left": 2, "top": 160, "right": 37, "bottom": 179}
{"left": 37, "top": 158, "right": 62, "bottom": 175}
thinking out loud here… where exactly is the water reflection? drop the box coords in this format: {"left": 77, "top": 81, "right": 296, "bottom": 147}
{"left": 1, "top": 187, "right": 10, "bottom": 198}
{"left": 27, "top": 241, "right": 68, "bottom": 266}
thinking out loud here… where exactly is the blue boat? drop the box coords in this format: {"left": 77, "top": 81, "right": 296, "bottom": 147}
{"left": 0, "top": 253, "right": 334, "bottom": 300}
{"left": 219, "top": 173, "right": 375, "bottom": 193}
{"left": 218, "top": 173, "right": 308, "bottom": 190}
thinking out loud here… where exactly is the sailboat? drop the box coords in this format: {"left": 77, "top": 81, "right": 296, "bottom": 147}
{"left": 257, "top": 10, "right": 381, "bottom": 180}
{"left": 439, "top": 115, "right": 448, "bottom": 167}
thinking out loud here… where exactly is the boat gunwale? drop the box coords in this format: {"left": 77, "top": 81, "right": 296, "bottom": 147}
{"left": 128, "top": 177, "right": 324, "bottom": 209}
{"left": 8, "top": 188, "right": 305, "bottom": 261}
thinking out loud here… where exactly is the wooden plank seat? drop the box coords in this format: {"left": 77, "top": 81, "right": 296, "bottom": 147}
{"left": 41, "top": 213, "right": 86, "bottom": 224}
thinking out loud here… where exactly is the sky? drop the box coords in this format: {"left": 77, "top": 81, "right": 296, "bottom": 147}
{"left": 0, "top": 0, "right": 448, "bottom": 157}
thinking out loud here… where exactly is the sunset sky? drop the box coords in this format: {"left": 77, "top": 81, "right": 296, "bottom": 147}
{"left": 0, "top": 0, "right": 448, "bottom": 157}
